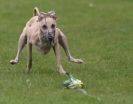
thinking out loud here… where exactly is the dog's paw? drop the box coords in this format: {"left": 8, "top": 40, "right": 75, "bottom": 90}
{"left": 10, "top": 60, "right": 18, "bottom": 65}
{"left": 69, "top": 58, "right": 84, "bottom": 64}
{"left": 75, "top": 59, "right": 84, "bottom": 64}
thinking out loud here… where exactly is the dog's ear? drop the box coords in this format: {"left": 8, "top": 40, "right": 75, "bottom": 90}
{"left": 38, "top": 12, "right": 46, "bottom": 21}
{"left": 48, "top": 11, "right": 57, "bottom": 20}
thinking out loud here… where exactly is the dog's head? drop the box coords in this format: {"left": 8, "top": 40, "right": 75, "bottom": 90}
{"left": 38, "top": 11, "right": 57, "bottom": 42}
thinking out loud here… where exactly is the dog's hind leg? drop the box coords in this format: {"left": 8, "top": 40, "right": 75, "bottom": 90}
{"left": 10, "top": 29, "right": 27, "bottom": 64}
{"left": 57, "top": 28, "right": 83, "bottom": 64}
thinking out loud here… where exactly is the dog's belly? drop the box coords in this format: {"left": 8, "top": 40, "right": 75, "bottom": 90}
{"left": 35, "top": 41, "right": 52, "bottom": 54}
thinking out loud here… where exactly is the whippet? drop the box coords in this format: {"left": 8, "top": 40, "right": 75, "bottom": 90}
{"left": 10, "top": 7, "right": 83, "bottom": 75}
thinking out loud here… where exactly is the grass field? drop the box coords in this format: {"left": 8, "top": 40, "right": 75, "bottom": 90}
{"left": 0, "top": 0, "right": 133, "bottom": 104}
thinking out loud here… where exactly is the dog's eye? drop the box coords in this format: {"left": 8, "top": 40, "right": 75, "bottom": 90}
{"left": 51, "top": 24, "right": 55, "bottom": 29}
{"left": 42, "top": 25, "right": 47, "bottom": 29}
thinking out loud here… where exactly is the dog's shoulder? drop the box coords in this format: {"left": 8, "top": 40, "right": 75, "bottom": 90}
{"left": 55, "top": 28, "right": 61, "bottom": 34}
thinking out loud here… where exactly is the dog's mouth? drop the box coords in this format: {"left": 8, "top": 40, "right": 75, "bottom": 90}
{"left": 48, "top": 36, "right": 54, "bottom": 42}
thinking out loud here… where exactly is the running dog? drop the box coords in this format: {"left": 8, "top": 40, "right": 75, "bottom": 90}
{"left": 10, "top": 7, "right": 83, "bottom": 75}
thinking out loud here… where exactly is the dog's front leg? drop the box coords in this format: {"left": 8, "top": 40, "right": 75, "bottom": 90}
{"left": 26, "top": 42, "right": 32, "bottom": 73}
{"left": 57, "top": 28, "right": 83, "bottom": 64}
{"left": 53, "top": 42, "right": 66, "bottom": 75}
{"left": 10, "top": 31, "right": 27, "bottom": 64}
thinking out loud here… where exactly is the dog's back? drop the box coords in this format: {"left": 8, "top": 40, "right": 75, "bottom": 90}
{"left": 25, "top": 7, "right": 40, "bottom": 33}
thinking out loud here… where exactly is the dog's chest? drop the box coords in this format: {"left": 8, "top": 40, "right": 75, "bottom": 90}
{"left": 35, "top": 38, "right": 52, "bottom": 54}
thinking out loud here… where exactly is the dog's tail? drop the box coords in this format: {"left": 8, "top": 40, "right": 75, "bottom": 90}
{"left": 33, "top": 7, "right": 40, "bottom": 16}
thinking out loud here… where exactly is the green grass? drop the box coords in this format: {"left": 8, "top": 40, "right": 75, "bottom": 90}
{"left": 0, "top": 0, "right": 133, "bottom": 104}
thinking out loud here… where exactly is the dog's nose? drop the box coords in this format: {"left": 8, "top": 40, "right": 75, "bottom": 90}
{"left": 48, "top": 32, "right": 54, "bottom": 41}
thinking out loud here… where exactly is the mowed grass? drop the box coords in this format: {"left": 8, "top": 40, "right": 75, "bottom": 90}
{"left": 0, "top": 0, "right": 133, "bottom": 104}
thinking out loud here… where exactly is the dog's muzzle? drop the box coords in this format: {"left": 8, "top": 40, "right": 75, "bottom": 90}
{"left": 48, "top": 32, "right": 54, "bottom": 42}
